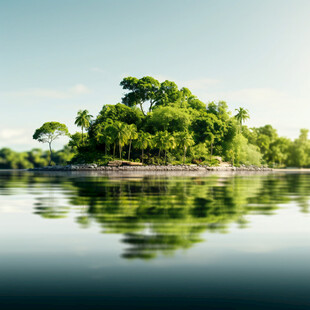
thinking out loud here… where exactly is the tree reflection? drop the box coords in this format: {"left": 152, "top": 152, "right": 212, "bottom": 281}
{"left": 1, "top": 171, "right": 310, "bottom": 260}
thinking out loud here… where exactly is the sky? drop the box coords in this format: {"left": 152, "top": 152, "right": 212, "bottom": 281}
{"left": 1, "top": 0, "right": 310, "bottom": 151}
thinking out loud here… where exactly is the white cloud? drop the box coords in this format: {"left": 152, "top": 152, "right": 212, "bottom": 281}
{"left": 0, "top": 129, "right": 25, "bottom": 140}
{"left": 0, "top": 128, "right": 32, "bottom": 146}
{"left": 2, "top": 84, "right": 91, "bottom": 99}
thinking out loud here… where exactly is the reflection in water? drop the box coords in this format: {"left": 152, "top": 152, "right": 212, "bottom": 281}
{"left": 1, "top": 171, "right": 310, "bottom": 260}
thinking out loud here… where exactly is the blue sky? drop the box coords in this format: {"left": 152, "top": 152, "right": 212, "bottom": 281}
{"left": 1, "top": 0, "right": 310, "bottom": 150}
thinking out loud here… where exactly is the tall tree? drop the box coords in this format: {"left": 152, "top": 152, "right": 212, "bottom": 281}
{"left": 113, "top": 121, "right": 129, "bottom": 159}
{"left": 135, "top": 132, "right": 153, "bottom": 164}
{"left": 192, "top": 114, "right": 224, "bottom": 158}
{"left": 234, "top": 107, "right": 250, "bottom": 127}
{"left": 75, "top": 110, "right": 93, "bottom": 144}
{"left": 154, "top": 131, "right": 167, "bottom": 157}
{"left": 94, "top": 123, "right": 114, "bottom": 156}
{"left": 33, "top": 122, "right": 69, "bottom": 165}
{"left": 120, "top": 76, "right": 160, "bottom": 115}
{"left": 127, "top": 124, "right": 138, "bottom": 161}
{"left": 163, "top": 133, "right": 176, "bottom": 164}
{"left": 176, "top": 131, "right": 195, "bottom": 164}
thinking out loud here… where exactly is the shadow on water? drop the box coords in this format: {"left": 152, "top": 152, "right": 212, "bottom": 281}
{"left": 1, "top": 171, "right": 310, "bottom": 260}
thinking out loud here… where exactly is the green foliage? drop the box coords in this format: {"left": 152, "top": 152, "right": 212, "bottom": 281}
{"left": 19, "top": 75, "right": 310, "bottom": 168}
{"left": 120, "top": 76, "right": 161, "bottom": 115}
{"left": 33, "top": 122, "right": 69, "bottom": 144}
{"left": 190, "top": 143, "right": 210, "bottom": 163}
{"left": 288, "top": 129, "right": 310, "bottom": 167}
{"left": 69, "top": 132, "right": 84, "bottom": 150}
{"left": 148, "top": 106, "right": 191, "bottom": 133}
{"left": 0, "top": 146, "right": 74, "bottom": 169}
{"left": 74, "top": 110, "right": 93, "bottom": 144}
{"left": 234, "top": 107, "right": 250, "bottom": 127}
{"left": 33, "top": 122, "right": 69, "bottom": 165}
{"left": 134, "top": 132, "right": 153, "bottom": 164}
{"left": 96, "top": 103, "right": 143, "bottom": 125}
{"left": 175, "top": 131, "right": 195, "bottom": 164}
{"left": 225, "top": 134, "right": 262, "bottom": 166}
{"left": 71, "top": 152, "right": 113, "bottom": 166}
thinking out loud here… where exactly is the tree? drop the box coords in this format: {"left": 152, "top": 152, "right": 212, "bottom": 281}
{"left": 156, "top": 80, "right": 182, "bottom": 107}
{"left": 68, "top": 132, "right": 84, "bottom": 151}
{"left": 176, "top": 131, "right": 195, "bottom": 164}
{"left": 289, "top": 129, "right": 310, "bottom": 167}
{"left": 163, "top": 133, "right": 176, "bottom": 164}
{"left": 154, "top": 131, "right": 177, "bottom": 163}
{"left": 135, "top": 132, "right": 153, "bottom": 164}
{"left": 75, "top": 110, "right": 93, "bottom": 144}
{"left": 120, "top": 76, "right": 160, "bottom": 115}
{"left": 235, "top": 107, "right": 250, "bottom": 127}
{"left": 127, "top": 124, "right": 138, "bottom": 160}
{"left": 105, "top": 123, "right": 118, "bottom": 157}
{"left": 148, "top": 106, "right": 191, "bottom": 133}
{"left": 93, "top": 123, "right": 114, "bottom": 156}
{"left": 120, "top": 76, "right": 187, "bottom": 115}
{"left": 96, "top": 103, "right": 143, "bottom": 125}
{"left": 154, "top": 131, "right": 167, "bottom": 157}
{"left": 192, "top": 113, "right": 224, "bottom": 158}
{"left": 33, "top": 122, "right": 69, "bottom": 165}
{"left": 113, "top": 121, "right": 129, "bottom": 159}
{"left": 225, "top": 133, "right": 262, "bottom": 166}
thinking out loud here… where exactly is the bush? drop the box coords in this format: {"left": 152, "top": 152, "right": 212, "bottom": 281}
{"left": 225, "top": 134, "right": 262, "bottom": 166}
{"left": 70, "top": 151, "right": 113, "bottom": 166}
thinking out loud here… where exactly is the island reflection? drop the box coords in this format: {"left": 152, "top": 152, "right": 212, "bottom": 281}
{"left": 1, "top": 171, "right": 310, "bottom": 260}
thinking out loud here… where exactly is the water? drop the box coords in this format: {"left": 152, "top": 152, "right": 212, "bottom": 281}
{"left": 1, "top": 171, "right": 310, "bottom": 309}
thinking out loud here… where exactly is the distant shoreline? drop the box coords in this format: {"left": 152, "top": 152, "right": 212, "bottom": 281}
{"left": 28, "top": 164, "right": 272, "bottom": 172}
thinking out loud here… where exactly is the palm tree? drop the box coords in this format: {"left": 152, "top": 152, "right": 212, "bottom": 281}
{"left": 235, "top": 107, "right": 250, "bottom": 127}
{"left": 113, "top": 121, "right": 129, "bottom": 159}
{"left": 102, "top": 123, "right": 118, "bottom": 157}
{"left": 127, "top": 124, "right": 138, "bottom": 160}
{"left": 154, "top": 131, "right": 167, "bottom": 157}
{"left": 75, "top": 110, "right": 93, "bottom": 144}
{"left": 176, "top": 131, "right": 195, "bottom": 164}
{"left": 135, "top": 132, "right": 153, "bottom": 164}
{"left": 94, "top": 123, "right": 113, "bottom": 156}
{"left": 163, "top": 133, "right": 176, "bottom": 164}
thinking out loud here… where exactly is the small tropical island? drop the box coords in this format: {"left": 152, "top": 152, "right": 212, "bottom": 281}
{"left": 1, "top": 76, "right": 309, "bottom": 170}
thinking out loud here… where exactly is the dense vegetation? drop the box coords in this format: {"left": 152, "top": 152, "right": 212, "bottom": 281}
{"left": 2, "top": 76, "right": 310, "bottom": 169}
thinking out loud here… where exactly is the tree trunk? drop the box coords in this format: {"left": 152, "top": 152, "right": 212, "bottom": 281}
{"left": 128, "top": 140, "right": 132, "bottom": 160}
{"left": 165, "top": 149, "right": 167, "bottom": 164}
{"left": 210, "top": 143, "right": 213, "bottom": 160}
{"left": 119, "top": 142, "right": 122, "bottom": 159}
{"left": 113, "top": 144, "right": 116, "bottom": 157}
{"left": 48, "top": 142, "right": 53, "bottom": 166}
{"left": 142, "top": 148, "right": 144, "bottom": 164}
{"left": 82, "top": 127, "right": 84, "bottom": 144}
{"left": 149, "top": 100, "right": 154, "bottom": 113}
{"left": 183, "top": 146, "right": 187, "bottom": 164}
{"left": 139, "top": 102, "right": 146, "bottom": 116}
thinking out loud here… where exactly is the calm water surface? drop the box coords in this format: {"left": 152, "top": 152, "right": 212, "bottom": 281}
{"left": 1, "top": 171, "right": 310, "bottom": 309}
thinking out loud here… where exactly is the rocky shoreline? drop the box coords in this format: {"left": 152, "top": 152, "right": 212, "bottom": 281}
{"left": 29, "top": 164, "right": 272, "bottom": 172}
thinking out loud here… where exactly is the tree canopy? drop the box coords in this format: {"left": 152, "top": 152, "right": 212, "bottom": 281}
{"left": 2, "top": 75, "right": 305, "bottom": 169}
{"left": 33, "top": 122, "right": 69, "bottom": 165}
